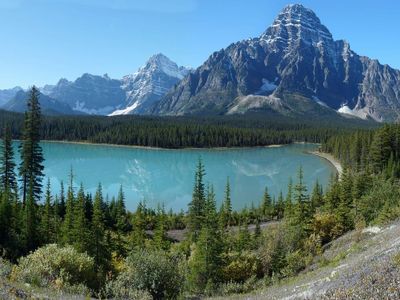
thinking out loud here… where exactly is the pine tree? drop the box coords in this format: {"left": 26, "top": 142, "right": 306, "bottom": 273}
{"left": 0, "top": 188, "right": 12, "bottom": 249}
{"left": 72, "top": 184, "right": 89, "bottom": 253}
{"left": 40, "top": 178, "right": 55, "bottom": 244}
{"left": 219, "top": 177, "right": 232, "bottom": 228}
{"left": 56, "top": 181, "right": 66, "bottom": 219}
{"left": 337, "top": 167, "right": 354, "bottom": 231}
{"left": 284, "top": 177, "right": 294, "bottom": 218}
{"left": 153, "top": 204, "right": 169, "bottom": 250}
{"left": 0, "top": 126, "right": 17, "bottom": 194}
{"left": 91, "top": 183, "right": 110, "bottom": 270}
{"left": 253, "top": 217, "right": 262, "bottom": 248}
{"left": 369, "top": 125, "right": 392, "bottom": 173}
{"left": 19, "top": 86, "right": 44, "bottom": 204}
{"left": 130, "top": 200, "right": 147, "bottom": 250}
{"left": 292, "top": 167, "right": 311, "bottom": 234}
{"left": 188, "top": 185, "right": 223, "bottom": 292}
{"left": 115, "top": 185, "right": 127, "bottom": 232}
{"left": 310, "top": 180, "right": 323, "bottom": 213}
{"left": 261, "top": 186, "right": 273, "bottom": 221}
{"left": 188, "top": 158, "right": 206, "bottom": 242}
{"left": 22, "top": 177, "right": 38, "bottom": 252}
{"left": 236, "top": 218, "right": 251, "bottom": 252}
{"left": 62, "top": 170, "right": 75, "bottom": 244}
{"left": 276, "top": 191, "right": 285, "bottom": 220}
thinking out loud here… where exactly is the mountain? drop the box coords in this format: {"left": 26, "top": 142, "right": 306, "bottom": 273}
{"left": 109, "top": 53, "right": 190, "bottom": 116}
{"left": 45, "top": 74, "right": 126, "bottom": 115}
{"left": 0, "top": 87, "right": 23, "bottom": 107}
{"left": 3, "top": 90, "right": 76, "bottom": 115}
{"left": 153, "top": 4, "right": 400, "bottom": 122}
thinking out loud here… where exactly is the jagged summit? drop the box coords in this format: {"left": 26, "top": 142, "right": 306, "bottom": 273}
{"left": 261, "top": 4, "right": 333, "bottom": 48}
{"left": 137, "top": 53, "right": 189, "bottom": 80}
{"left": 109, "top": 54, "right": 190, "bottom": 116}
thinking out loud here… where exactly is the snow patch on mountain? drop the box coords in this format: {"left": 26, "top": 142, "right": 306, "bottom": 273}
{"left": 227, "top": 95, "right": 282, "bottom": 114}
{"left": 256, "top": 79, "right": 277, "bottom": 94}
{"left": 312, "top": 96, "right": 329, "bottom": 107}
{"left": 73, "top": 101, "right": 115, "bottom": 115}
{"left": 108, "top": 102, "right": 139, "bottom": 116}
{"left": 338, "top": 105, "right": 368, "bottom": 120}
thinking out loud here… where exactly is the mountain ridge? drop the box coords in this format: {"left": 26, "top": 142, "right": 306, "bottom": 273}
{"left": 152, "top": 4, "right": 400, "bottom": 122}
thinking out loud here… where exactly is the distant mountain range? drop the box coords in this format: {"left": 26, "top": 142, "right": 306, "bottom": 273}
{"left": 1, "top": 4, "right": 400, "bottom": 122}
{"left": 0, "top": 54, "right": 190, "bottom": 116}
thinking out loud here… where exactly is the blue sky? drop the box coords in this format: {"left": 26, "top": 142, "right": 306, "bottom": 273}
{"left": 1, "top": 0, "right": 399, "bottom": 89}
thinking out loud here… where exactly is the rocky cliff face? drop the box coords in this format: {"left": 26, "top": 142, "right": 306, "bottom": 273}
{"left": 3, "top": 90, "right": 76, "bottom": 115}
{"left": 0, "top": 87, "right": 23, "bottom": 107}
{"left": 45, "top": 74, "right": 126, "bottom": 115}
{"left": 153, "top": 4, "right": 400, "bottom": 122}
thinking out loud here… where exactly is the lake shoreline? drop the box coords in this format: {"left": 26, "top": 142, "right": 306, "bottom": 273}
{"left": 41, "top": 139, "right": 287, "bottom": 151}
{"left": 309, "top": 150, "right": 343, "bottom": 176}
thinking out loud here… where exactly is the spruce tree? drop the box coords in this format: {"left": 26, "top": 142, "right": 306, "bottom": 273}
{"left": 62, "top": 171, "right": 75, "bottom": 244}
{"left": 22, "top": 177, "right": 38, "bottom": 252}
{"left": 153, "top": 204, "right": 169, "bottom": 250}
{"left": 73, "top": 184, "right": 89, "bottom": 253}
{"left": 188, "top": 158, "right": 206, "bottom": 242}
{"left": 188, "top": 185, "right": 223, "bottom": 292}
{"left": 56, "top": 181, "right": 66, "bottom": 219}
{"left": 276, "top": 191, "right": 285, "bottom": 220}
{"left": 19, "top": 86, "right": 44, "bottom": 204}
{"left": 115, "top": 185, "right": 127, "bottom": 232}
{"left": 261, "top": 186, "right": 273, "bottom": 221}
{"left": 219, "top": 177, "right": 232, "bottom": 228}
{"left": 91, "top": 183, "right": 110, "bottom": 270}
{"left": 0, "top": 126, "right": 17, "bottom": 194}
{"left": 292, "top": 167, "right": 311, "bottom": 235}
{"left": 40, "top": 178, "right": 55, "bottom": 244}
{"left": 310, "top": 180, "right": 324, "bottom": 213}
{"left": 130, "top": 200, "right": 147, "bottom": 250}
{"left": 284, "top": 177, "right": 294, "bottom": 218}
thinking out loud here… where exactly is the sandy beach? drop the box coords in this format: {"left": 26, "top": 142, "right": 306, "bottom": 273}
{"left": 310, "top": 150, "right": 343, "bottom": 177}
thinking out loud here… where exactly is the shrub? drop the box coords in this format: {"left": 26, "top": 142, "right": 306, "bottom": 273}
{"left": 258, "top": 226, "right": 286, "bottom": 277}
{"left": 222, "top": 251, "right": 262, "bottom": 282}
{"left": 393, "top": 252, "right": 400, "bottom": 268}
{"left": 106, "top": 249, "right": 185, "bottom": 299}
{"left": 218, "top": 276, "right": 262, "bottom": 296}
{"left": 312, "top": 212, "right": 342, "bottom": 244}
{"left": 359, "top": 179, "right": 400, "bottom": 224}
{"left": 0, "top": 257, "right": 13, "bottom": 278}
{"left": 281, "top": 250, "right": 306, "bottom": 277}
{"left": 11, "top": 244, "right": 95, "bottom": 294}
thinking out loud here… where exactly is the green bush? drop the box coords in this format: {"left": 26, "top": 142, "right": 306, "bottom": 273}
{"left": 222, "top": 251, "right": 262, "bottom": 282}
{"left": 106, "top": 249, "right": 185, "bottom": 299}
{"left": 11, "top": 244, "right": 95, "bottom": 294}
{"left": 0, "top": 257, "right": 13, "bottom": 278}
{"left": 281, "top": 250, "right": 306, "bottom": 277}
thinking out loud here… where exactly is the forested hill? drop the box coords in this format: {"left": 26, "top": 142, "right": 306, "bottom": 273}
{"left": 0, "top": 109, "right": 377, "bottom": 148}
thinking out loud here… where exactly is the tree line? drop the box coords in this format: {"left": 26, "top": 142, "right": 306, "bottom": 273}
{"left": 0, "top": 105, "right": 376, "bottom": 149}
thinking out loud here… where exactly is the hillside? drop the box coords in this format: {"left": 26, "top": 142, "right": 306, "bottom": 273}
{"left": 212, "top": 219, "right": 400, "bottom": 299}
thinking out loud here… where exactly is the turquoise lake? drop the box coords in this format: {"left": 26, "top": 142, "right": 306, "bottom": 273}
{"left": 14, "top": 142, "right": 336, "bottom": 211}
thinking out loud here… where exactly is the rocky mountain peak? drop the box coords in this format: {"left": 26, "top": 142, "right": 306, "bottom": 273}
{"left": 261, "top": 3, "right": 333, "bottom": 48}
{"left": 140, "top": 53, "right": 189, "bottom": 80}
